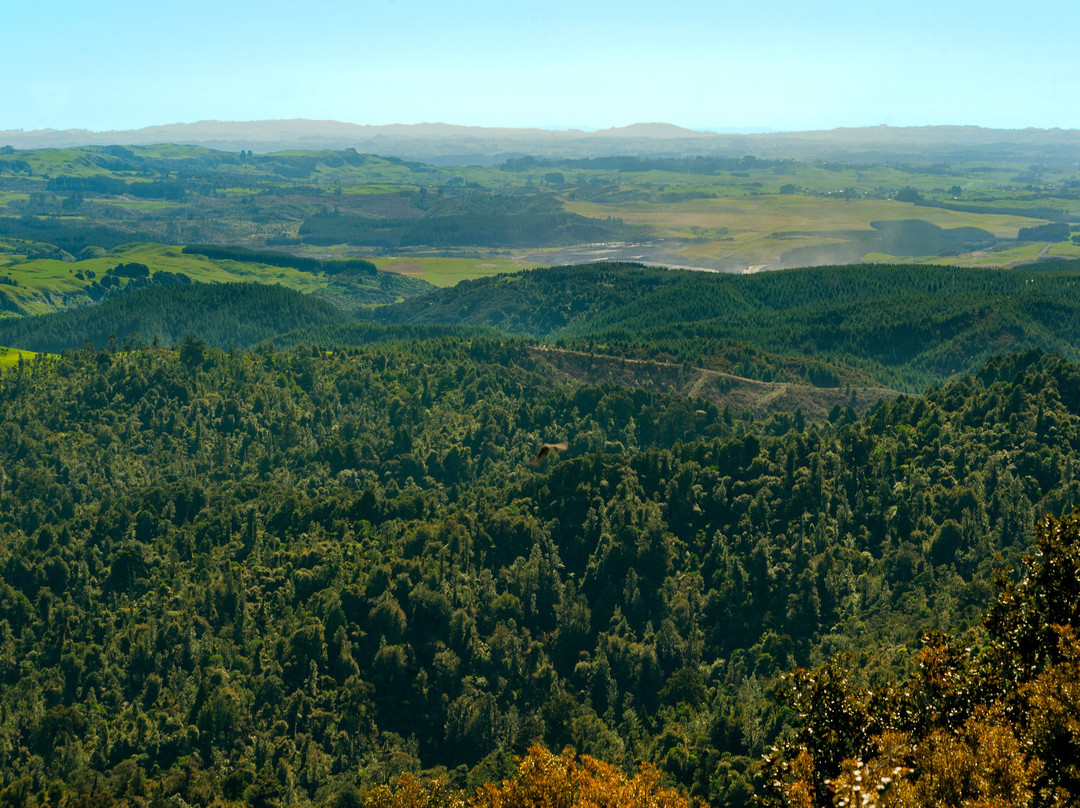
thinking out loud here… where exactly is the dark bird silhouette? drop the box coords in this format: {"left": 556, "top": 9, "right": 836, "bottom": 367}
{"left": 530, "top": 440, "right": 568, "bottom": 466}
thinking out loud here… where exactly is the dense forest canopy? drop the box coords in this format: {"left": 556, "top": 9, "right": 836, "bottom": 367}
{"left": 1, "top": 339, "right": 1078, "bottom": 806}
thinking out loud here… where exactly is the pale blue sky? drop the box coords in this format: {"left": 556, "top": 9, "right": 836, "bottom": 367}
{"left": 4, "top": 0, "right": 1077, "bottom": 132}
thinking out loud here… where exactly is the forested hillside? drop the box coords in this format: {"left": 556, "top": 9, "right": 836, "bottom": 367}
{"left": 372, "top": 261, "right": 1080, "bottom": 390}
{"left": 12, "top": 260, "right": 1080, "bottom": 398}
{"left": 0, "top": 283, "right": 354, "bottom": 353}
{"left": 1, "top": 340, "right": 1077, "bottom": 806}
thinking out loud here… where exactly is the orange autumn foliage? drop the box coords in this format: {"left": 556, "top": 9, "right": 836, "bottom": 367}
{"left": 765, "top": 511, "right": 1080, "bottom": 808}
{"left": 366, "top": 747, "right": 701, "bottom": 808}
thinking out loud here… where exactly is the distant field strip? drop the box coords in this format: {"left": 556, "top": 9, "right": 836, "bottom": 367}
{"left": 373, "top": 256, "right": 539, "bottom": 286}
{"left": 565, "top": 195, "right": 1049, "bottom": 268}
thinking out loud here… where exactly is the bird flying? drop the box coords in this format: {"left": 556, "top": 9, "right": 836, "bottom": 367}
{"left": 530, "top": 441, "right": 568, "bottom": 466}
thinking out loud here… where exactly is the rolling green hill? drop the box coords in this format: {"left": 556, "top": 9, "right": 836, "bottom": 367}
{"left": 0, "top": 242, "right": 435, "bottom": 317}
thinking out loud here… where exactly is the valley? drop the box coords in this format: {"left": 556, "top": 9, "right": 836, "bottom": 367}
{"left": 0, "top": 125, "right": 1080, "bottom": 807}
{"left": 2, "top": 127, "right": 1080, "bottom": 307}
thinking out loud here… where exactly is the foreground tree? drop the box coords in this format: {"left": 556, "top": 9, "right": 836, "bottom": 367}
{"left": 366, "top": 746, "right": 700, "bottom": 808}
{"left": 764, "top": 510, "right": 1080, "bottom": 807}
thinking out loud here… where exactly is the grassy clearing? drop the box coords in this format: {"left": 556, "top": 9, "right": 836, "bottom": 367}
{"left": 336, "top": 184, "right": 421, "bottom": 195}
{"left": 853, "top": 241, "right": 1080, "bottom": 267}
{"left": 1049, "top": 242, "right": 1080, "bottom": 258}
{"left": 0, "top": 345, "right": 36, "bottom": 368}
{"left": 2, "top": 148, "right": 106, "bottom": 178}
{"left": 860, "top": 252, "right": 912, "bottom": 263}
{"left": 942, "top": 242, "right": 1080, "bottom": 267}
{"left": 108, "top": 200, "right": 183, "bottom": 212}
{"left": 0, "top": 193, "right": 29, "bottom": 208}
{"left": 0, "top": 258, "right": 90, "bottom": 314}
{"left": 935, "top": 197, "right": 1080, "bottom": 218}
{"left": 107, "top": 244, "right": 330, "bottom": 290}
{"left": 133, "top": 144, "right": 221, "bottom": 160}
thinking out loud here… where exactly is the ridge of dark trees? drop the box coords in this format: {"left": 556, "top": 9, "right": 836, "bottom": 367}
{"left": 0, "top": 282, "right": 352, "bottom": 353}
{"left": 181, "top": 245, "right": 377, "bottom": 276}
{"left": 7, "top": 259, "right": 1080, "bottom": 393}
{"left": 299, "top": 211, "right": 627, "bottom": 250}
{"left": 371, "top": 261, "right": 1080, "bottom": 390}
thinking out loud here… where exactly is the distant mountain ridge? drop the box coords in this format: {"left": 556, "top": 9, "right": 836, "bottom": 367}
{"left": 0, "top": 119, "right": 713, "bottom": 152}
{"left": 3, "top": 119, "right": 1080, "bottom": 164}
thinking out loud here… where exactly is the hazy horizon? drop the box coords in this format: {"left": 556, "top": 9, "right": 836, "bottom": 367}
{"left": 10, "top": 119, "right": 1074, "bottom": 137}
{"left": 3, "top": 119, "right": 794, "bottom": 136}
{"left": 6, "top": 0, "right": 1079, "bottom": 134}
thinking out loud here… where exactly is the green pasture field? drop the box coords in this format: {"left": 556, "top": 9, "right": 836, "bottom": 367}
{"left": 0, "top": 345, "right": 36, "bottom": 368}
{"left": 0, "top": 148, "right": 112, "bottom": 178}
{"left": 567, "top": 194, "right": 1044, "bottom": 237}
{"left": 0, "top": 243, "right": 335, "bottom": 315}
{"left": 335, "top": 184, "right": 421, "bottom": 195}
{"left": 0, "top": 257, "right": 91, "bottom": 315}
{"left": 314, "top": 166, "right": 424, "bottom": 186}
{"left": 372, "top": 255, "right": 539, "bottom": 286}
{"left": 101, "top": 245, "right": 330, "bottom": 291}
{"left": 0, "top": 238, "right": 31, "bottom": 254}
{"left": 0, "top": 144, "right": 224, "bottom": 177}
{"left": 859, "top": 252, "right": 914, "bottom": 264}
{"left": 961, "top": 243, "right": 1049, "bottom": 265}
{"left": 499, "top": 159, "right": 1038, "bottom": 200}
{"left": 209, "top": 187, "right": 259, "bottom": 198}
{"left": 279, "top": 243, "right": 541, "bottom": 286}
{"left": 1049, "top": 242, "right": 1080, "bottom": 258}
{"left": 942, "top": 241, "right": 1080, "bottom": 267}
{"left": 131, "top": 144, "right": 221, "bottom": 160}
{"left": 854, "top": 247, "right": 1079, "bottom": 266}
{"left": 109, "top": 200, "right": 183, "bottom": 212}
{"left": 927, "top": 196, "right": 1080, "bottom": 218}
{"left": 565, "top": 194, "right": 1050, "bottom": 269}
